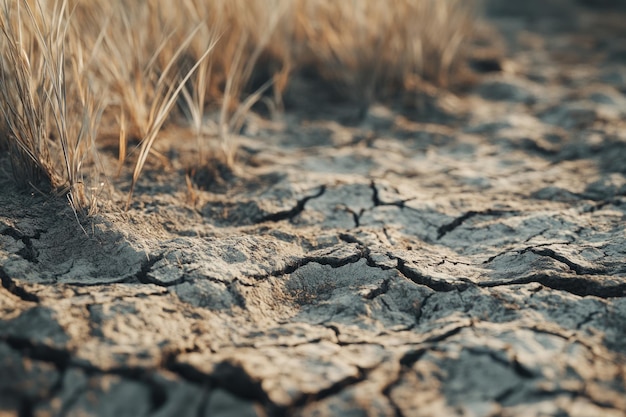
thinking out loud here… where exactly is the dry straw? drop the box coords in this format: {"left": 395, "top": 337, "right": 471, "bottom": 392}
{"left": 0, "top": 0, "right": 476, "bottom": 214}
{"left": 0, "top": 0, "right": 103, "bottom": 214}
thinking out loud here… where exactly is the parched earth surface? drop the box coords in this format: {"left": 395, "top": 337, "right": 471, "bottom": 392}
{"left": 2, "top": 2, "right": 626, "bottom": 417}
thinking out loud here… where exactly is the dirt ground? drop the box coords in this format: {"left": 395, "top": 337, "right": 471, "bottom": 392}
{"left": 1, "top": 2, "right": 626, "bottom": 416}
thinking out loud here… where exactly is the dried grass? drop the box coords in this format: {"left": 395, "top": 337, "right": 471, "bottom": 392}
{"left": 292, "top": 0, "right": 475, "bottom": 111}
{"left": 0, "top": 0, "right": 102, "bottom": 213}
{"left": 0, "top": 0, "right": 478, "bottom": 213}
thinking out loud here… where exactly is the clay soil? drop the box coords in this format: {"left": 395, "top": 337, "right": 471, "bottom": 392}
{"left": 1, "top": 2, "right": 626, "bottom": 417}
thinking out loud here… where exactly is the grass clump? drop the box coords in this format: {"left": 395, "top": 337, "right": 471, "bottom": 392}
{"left": 292, "top": 0, "right": 475, "bottom": 114}
{"left": 0, "top": 0, "right": 104, "bottom": 213}
{"left": 0, "top": 0, "right": 479, "bottom": 213}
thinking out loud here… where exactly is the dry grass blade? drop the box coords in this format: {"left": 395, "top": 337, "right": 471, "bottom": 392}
{"left": 214, "top": 0, "right": 292, "bottom": 166}
{"left": 0, "top": 0, "right": 105, "bottom": 214}
{"left": 126, "top": 28, "right": 216, "bottom": 209}
{"left": 0, "top": 0, "right": 58, "bottom": 189}
{"left": 179, "top": 34, "right": 219, "bottom": 165}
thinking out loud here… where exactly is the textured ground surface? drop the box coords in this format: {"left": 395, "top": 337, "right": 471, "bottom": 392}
{"left": 2, "top": 2, "right": 626, "bottom": 417}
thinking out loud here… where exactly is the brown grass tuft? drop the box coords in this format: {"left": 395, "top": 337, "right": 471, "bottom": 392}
{"left": 0, "top": 0, "right": 103, "bottom": 213}
{"left": 0, "top": 0, "right": 479, "bottom": 213}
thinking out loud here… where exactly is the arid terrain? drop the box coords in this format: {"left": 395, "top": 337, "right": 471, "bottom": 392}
{"left": 1, "top": 1, "right": 626, "bottom": 416}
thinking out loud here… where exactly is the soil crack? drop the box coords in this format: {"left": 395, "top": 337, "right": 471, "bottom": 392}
{"left": 479, "top": 273, "right": 626, "bottom": 298}
{"left": 1, "top": 225, "right": 41, "bottom": 263}
{"left": 370, "top": 181, "right": 409, "bottom": 208}
{"left": 395, "top": 258, "right": 468, "bottom": 292}
{"left": 437, "top": 209, "right": 512, "bottom": 240}
{"left": 135, "top": 253, "right": 169, "bottom": 286}
{"left": 255, "top": 245, "right": 366, "bottom": 279}
{"left": 166, "top": 358, "right": 272, "bottom": 410}
{"left": 2, "top": 336, "right": 70, "bottom": 369}
{"left": 0, "top": 267, "right": 40, "bottom": 303}
{"left": 290, "top": 366, "right": 370, "bottom": 410}
{"left": 5, "top": 336, "right": 189, "bottom": 417}
{"left": 256, "top": 185, "right": 326, "bottom": 223}
{"left": 530, "top": 247, "right": 603, "bottom": 275}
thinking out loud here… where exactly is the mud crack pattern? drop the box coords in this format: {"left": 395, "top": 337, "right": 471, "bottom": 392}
{"left": 2, "top": 2, "right": 626, "bottom": 416}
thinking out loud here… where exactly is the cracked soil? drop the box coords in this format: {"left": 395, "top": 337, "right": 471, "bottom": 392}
{"left": 1, "top": 2, "right": 626, "bottom": 416}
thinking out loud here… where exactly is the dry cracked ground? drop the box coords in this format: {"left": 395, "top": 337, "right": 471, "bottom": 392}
{"left": 2, "top": 2, "right": 626, "bottom": 417}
